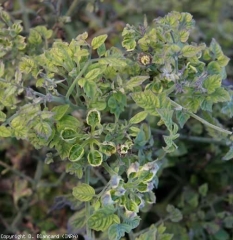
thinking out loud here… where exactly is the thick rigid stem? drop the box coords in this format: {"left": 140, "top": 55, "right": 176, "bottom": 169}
{"left": 169, "top": 99, "right": 232, "bottom": 135}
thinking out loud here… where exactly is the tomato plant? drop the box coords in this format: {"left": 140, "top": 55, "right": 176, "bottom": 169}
{"left": 1, "top": 6, "right": 233, "bottom": 239}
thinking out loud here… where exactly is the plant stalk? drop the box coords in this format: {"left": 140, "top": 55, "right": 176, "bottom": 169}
{"left": 18, "top": 0, "right": 30, "bottom": 33}
{"left": 66, "top": 60, "right": 90, "bottom": 98}
{"left": 66, "top": 0, "right": 79, "bottom": 17}
{"left": 169, "top": 99, "right": 232, "bottom": 135}
{"left": 85, "top": 166, "right": 92, "bottom": 239}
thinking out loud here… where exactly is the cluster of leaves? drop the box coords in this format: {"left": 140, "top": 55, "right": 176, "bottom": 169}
{"left": 1, "top": 5, "right": 233, "bottom": 240}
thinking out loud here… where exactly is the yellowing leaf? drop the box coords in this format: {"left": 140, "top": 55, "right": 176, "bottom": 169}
{"left": 0, "top": 111, "right": 6, "bottom": 122}
{"left": 86, "top": 109, "right": 101, "bottom": 127}
{"left": 207, "top": 88, "right": 230, "bottom": 103}
{"left": 129, "top": 111, "right": 148, "bottom": 124}
{"left": 34, "top": 122, "right": 52, "bottom": 140}
{"left": 52, "top": 105, "right": 70, "bottom": 121}
{"left": 99, "top": 57, "right": 127, "bottom": 67}
{"left": 0, "top": 61, "right": 4, "bottom": 77}
{"left": 131, "top": 90, "right": 160, "bottom": 114}
{"left": 69, "top": 144, "right": 84, "bottom": 161}
{"left": 85, "top": 68, "right": 102, "bottom": 81}
{"left": 122, "top": 37, "right": 136, "bottom": 51}
{"left": 0, "top": 126, "right": 11, "bottom": 137}
{"left": 126, "top": 76, "right": 150, "bottom": 90}
{"left": 203, "top": 75, "right": 221, "bottom": 94}
{"left": 88, "top": 150, "right": 103, "bottom": 166}
{"left": 91, "top": 34, "right": 108, "bottom": 50}
{"left": 88, "top": 207, "right": 120, "bottom": 231}
{"left": 73, "top": 183, "right": 95, "bottom": 202}
{"left": 181, "top": 44, "right": 205, "bottom": 57}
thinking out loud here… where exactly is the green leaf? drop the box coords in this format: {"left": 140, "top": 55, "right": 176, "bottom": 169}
{"left": 86, "top": 109, "right": 101, "bottom": 127}
{"left": 134, "top": 128, "right": 147, "bottom": 147}
{"left": 136, "top": 224, "right": 157, "bottom": 240}
{"left": 222, "top": 99, "right": 233, "bottom": 117}
{"left": 67, "top": 209, "right": 86, "bottom": 232}
{"left": 166, "top": 204, "right": 183, "bottom": 222}
{"left": 201, "top": 99, "right": 213, "bottom": 112}
{"left": 198, "top": 183, "right": 208, "bottom": 197}
{"left": 213, "top": 229, "right": 230, "bottom": 240}
{"left": 210, "top": 38, "right": 222, "bottom": 57}
{"left": 156, "top": 108, "right": 175, "bottom": 132}
{"left": 123, "top": 216, "right": 140, "bottom": 230}
{"left": 108, "top": 223, "right": 131, "bottom": 240}
{"left": 129, "top": 111, "right": 148, "bottom": 124}
{"left": 203, "top": 75, "right": 221, "bottom": 94}
{"left": 97, "top": 43, "right": 106, "bottom": 57}
{"left": 108, "top": 92, "right": 127, "bottom": 118}
{"left": 207, "top": 61, "right": 221, "bottom": 75}
{"left": 175, "top": 111, "right": 190, "bottom": 128}
{"left": 223, "top": 147, "right": 233, "bottom": 161}
{"left": 91, "top": 34, "right": 108, "bottom": 50}
{"left": 159, "top": 234, "right": 173, "bottom": 240}
{"left": 126, "top": 76, "right": 150, "bottom": 90}
{"left": 72, "top": 183, "right": 95, "bottom": 202}
{"left": 66, "top": 162, "right": 83, "bottom": 179}
{"left": 224, "top": 216, "right": 233, "bottom": 229}
{"left": 90, "top": 99, "right": 107, "bottom": 111}
{"left": 0, "top": 10, "right": 11, "bottom": 24}
{"left": 88, "top": 150, "right": 103, "bottom": 167}
{"left": 69, "top": 144, "right": 84, "bottom": 162}
{"left": 0, "top": 126, "right": 11, "bottom": 137}
{"left": 131, "top": 90, "right": 160, "bottom": 114}
{"left": 52, "top": 105, "right": 70, "bottom": 121}
{"left": 34, "top": 122, "right": 52, "bottom": 140}
{"left": 203, "top": 222, "right": 220, "bottom": 234}
{"left": 84, "top": 80, "right": 97, "bottom": 98}
{"left": 88, "top": 206, "right": 120, "bottom": 231}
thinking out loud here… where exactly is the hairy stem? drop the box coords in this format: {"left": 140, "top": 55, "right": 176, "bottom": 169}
{"left": 66, "top": 60, "right": 90, "bottom": 98}
{"left": 85, "top": 166, "right": 92, "bottom": 239}
{"left": 151, "top": 128, "right": 227, "bottom": 145}
{"left": 0, "top": 160, "right": 34, "bottom": 184}
{"left": 170, "top": 31, "right": 179, "bottom": 74}
{"left": 66, "top": 0, "right": 79, "bottom": 17}
{"left": 169, "top": 99, "right": 232, "bottom": 135}
{"left": 18, "top": 0, "right": 30, "bottom": 33}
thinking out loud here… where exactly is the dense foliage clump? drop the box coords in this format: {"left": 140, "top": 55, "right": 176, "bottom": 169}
{"left": 0, "top": 2, "right": 233, "bottom": 239}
